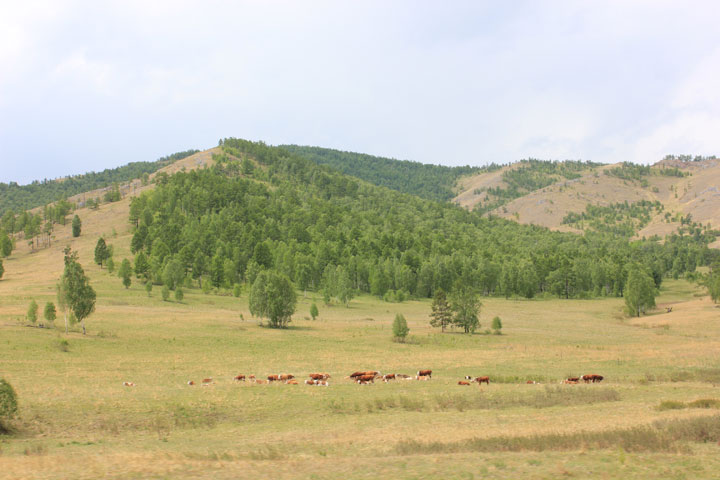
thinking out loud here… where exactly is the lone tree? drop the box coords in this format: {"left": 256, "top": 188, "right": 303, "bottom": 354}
{"left": 118, "top": 258, "right": 132, "bottom": 289}
{"left": 44, "top": 302, "right": 57, "bottom": 325}
{"left": 706, "top": 262, "right": 720, "bottom": 303}
{"left": 450, "top": 283, "right": 482, "bottom": 334}
{"left": 27, "top": 300, "right": 38, "bottom": 324}
{"left": 249, "top": 270, "right": 297, "bottom": 328}
{"left": 174, "top": 288, "right": 184, "bottom": 302}
{"left": 625, "top": 265, "right": 656, "bottom": 317}
{"left": 392, "top": 313, "right": 410, "bottom": 343}
{"left": 0, "top": 378, "right": 18, "bottom": 432}
{"left": 60, "top": 247, "right": 96, "bottom": 335}
{"left": 0, "top": 259, "right": 4, "bottom": 280}
{"left": 429, "top": 288, "right": 453, "bottom": 332}
{"left": 71, "top": 215, "right": 82, "bottom": 237}
{"left": 94, "top": 237, "right": 109, "bottom": 268}
{"left": 310, "top": 303, "right": 319, "bottom": 321}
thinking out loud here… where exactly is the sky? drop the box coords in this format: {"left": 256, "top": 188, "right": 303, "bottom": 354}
{"left": 2, "top": 1, "right": 720, "bottom": 184}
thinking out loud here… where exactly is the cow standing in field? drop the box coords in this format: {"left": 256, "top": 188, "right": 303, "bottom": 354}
{"left": 123, "top": 382, "right": 136, "bottom": 387}
{"left": 202, "top": 378, "right": 213, "bottom": 386}
{"left": 417, "top": 370, "right": 432, "bottom": 378}
{"left": 233, "top": 374, "right": 246, "bottom": 382}
{"left": 582, "top": 374, "right": 604, "bottom": 383}
{"left": 473, "top": 376, "right": 490, "bottom": 385}
{"left": 415, "top": 375, "right": 430, "bottom": 381}
{"left": 357, "top": 374, "right": 375, "bottom": 384}
{"left": 382, "top": 374, "right": 396, "bottom": 382}
{"left": 187, "top": 380, "right": 195, "bottom": 386}
{"left": 279, "top": 374, "right": 294, "bottom": 381}
{"left": 309, "top": 373, "right": 330, "bottom": 381}
{"left": 267, "top": 375, "right": 280, "bottom": 382}
{"left": 566, "top": 377, "right": 580, "bottom": 383}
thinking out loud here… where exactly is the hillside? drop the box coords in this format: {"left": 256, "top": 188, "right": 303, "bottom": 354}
{"left": 281, "top": 145, "right": 491, "bottom": 202}
{"left": 455, "top": 157, "right": 720, "bottom": 241}
{"left": 0, "top": 149, "right": 200, "bottom": 216}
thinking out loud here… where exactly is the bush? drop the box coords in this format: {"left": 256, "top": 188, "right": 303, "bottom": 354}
{"left": 174, "top": 288, "right": 184, "bottom": 302}
{"left": 491, "top": 316, "right": 502, "bottom": 334}
{"left": 0, "top": 378, "right": 18, "bottom": 432}
{"left": 27, "top": 300, "right": 38, "bottom": 324}
{"left": 310, "top": 303, "right": 319, "bottom": 320}
{"left": 392, "top": 313, "right": 409, "bottom": 342}
{"left": 56, "top": 338, "right": 70, "bottom": 352}
{"left": 145, "top": 282, "right": 152, "bottom": 297}
{"left": 161, "top": 286, "right": 170, "bottom": 301}
{"left": 233, "top": 283, "right": 241, "bottom": 297}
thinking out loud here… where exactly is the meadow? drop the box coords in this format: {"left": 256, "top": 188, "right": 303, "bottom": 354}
{"left": 1, "top": 198, "right": 720, "bottom": 479}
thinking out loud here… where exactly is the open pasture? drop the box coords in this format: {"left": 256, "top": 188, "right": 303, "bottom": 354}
{"left": 1, "top": 203, "right": 720, "bottom": 479}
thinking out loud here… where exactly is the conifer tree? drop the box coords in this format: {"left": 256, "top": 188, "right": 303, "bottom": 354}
{"left": 429, "top": 288, "right": 452, "bottom": 332}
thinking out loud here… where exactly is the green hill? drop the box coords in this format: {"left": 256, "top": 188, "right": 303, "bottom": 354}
{"left": 281, "top": 145, "right": 493, "bottom": 202}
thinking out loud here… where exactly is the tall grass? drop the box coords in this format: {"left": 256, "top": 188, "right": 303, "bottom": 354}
{"left": 396, "top": 415, "right": 720, "bottom": 454}
{"left": 329, "top": 386, "right": 620, "bottom": 414}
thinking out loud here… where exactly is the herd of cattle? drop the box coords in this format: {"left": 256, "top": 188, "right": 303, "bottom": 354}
{"left": 123, "top": 370, "right": 604, "bottom": 387}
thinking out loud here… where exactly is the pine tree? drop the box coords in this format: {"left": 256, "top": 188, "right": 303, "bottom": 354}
{"left": 429, "top": 288, "right": 452, "bottom": 332}
{"left": 118, "top": 258, "right": 132, "bottom": 289}
{"left": 94, "top": 238, "right": 109, "bottom": 268}
{"left": 44, "top": 302, "right": 57, "bottom": 324}
{"left": 71, "top": 215, "right": 82, "bottom": 237}
{"left": 310, "top": 303, "right": 319, "bottom": 320}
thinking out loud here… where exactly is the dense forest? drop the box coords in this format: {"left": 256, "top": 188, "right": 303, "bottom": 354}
{"left": 562, "top": 200, "right": 666, "bottom": 238}
{"left": 281, "top": 145, "right": 489, "bottom": 202}
{"left": 126, "top": 139, "right": 718, "bottom": 303}
{"left": 0, "top": 150, "right": 199, "bottom": 216}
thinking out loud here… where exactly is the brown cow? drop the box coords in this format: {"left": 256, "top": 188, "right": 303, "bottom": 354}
{"left": 187, "top": 380, "right": 195, "bottom": 386}
{"left": 415, "top": 375, "right": 430, "bottom": 381}
{"left": 357, "top": 374, "right": 375, "bottom": 383}
{"left": 526, "top": 380, "right": 538, "bottom": 384}
{"left": 563, "top": 380, "right": 578, "bottom": 384}
{"left": 458, "top": 380, "right": 470, "bottom": 386}
{"left": 349, "top": 371, "right": 365, "bottom": 378}
{"left": 122, "top": 381, "right": 135, "bottom": 387}
{"left": 566, "top": 377, "right": 580, "bottom": 383}
{"left": 309, "top": 373, "right": 330, "bottom": 380}
{"left": 396, "top": 374, "right": 412, "bottom": 379}
{"left": 249, "top": 375, "right": 256, "bottom": 381}
{"left": 417, "top": 370, "right": 432, "bottom": 378}
{"left": 582, "top": 374, "right": 604, "bottom": 383}
{"left": 279, "top": 374, "right": 294, "bottom": 381}
{"left": 233, "top": 374, "right": 246, "bottom": 381}
{"left": 285, "top": 379, "right": 298, "bottom": 385}
{"left": 474, "top": 376, "right": 490, "bottom": 385}
{"left": 382, "top": 374, "right": 396, "bottom": 382}
{"left": 254, "top": 379, "right": 267, "bottom": 384}
{"left": 267, "top": 374, "right": 280, "bottom": 382}
{"left": 202, "top": 378, "right": 213, "bottom": 385}
{"left": 316, "top": 380, "right": 329, "bottom": 387}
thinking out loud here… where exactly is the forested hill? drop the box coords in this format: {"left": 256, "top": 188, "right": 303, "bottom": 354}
{"left": 281, "top": 145, "right": 493, "bottom": 202}
{"left": 0, "top": 149, "right": 198, "bottom": 216}
{"left": 127, "top": 138, "right": 717, "bottom": 303}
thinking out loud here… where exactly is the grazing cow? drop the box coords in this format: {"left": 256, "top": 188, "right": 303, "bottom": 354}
{"left": 563, "top": 380, "right": 578, "bottom": 385}
{"left": 317, "top": 380, "right": 329, "bottom": 387}
{"left": 566, "top": 377, "right": 580, "bottom": 383}
{"left": 279, "top": 374, "right": 294, "bottom": 381}
{"left": 396, "top": 374, "right": 412, "bottom": 379}
{"left": 474, "top": 376, "right": 490, "bottom": 385}
{"left": 417, "top": 370, "right": 432, "bottom": 378}
{"left": 526, "top": 380, "right": 538, "bottom": 384}
{"left": 249, "top": 375, "right": 256, "bottom": 380}
{"left": 357, "top": 374, "right": 375, "bottom": 383}
{"left": 285, "top": 379, "right": 298, "bottom": 385}
{"left": 357, "top": 379, "right": 372, "bottom": 385}
{"left": 464, "top": 376, "right": 473, "bottom": 380}
{"left": 349, "top": 371, "right": 365, "bottom": 378}
{"left": 415, "top": 375, "right": 430, "bottom": 381}
{"left": 267, "top": 374, "right": 280, "bottom": 382}
{"left": 582, "top": 374, "right": 604, "bottom": 383}
{"left": 233, "top": 374, "right": 246, "bottom": 382}
{"left": 187, "top": 380, "right": 195, "bottom": 386}
{"left": 202, "top": 378, "right": 213, "bottom": 385}
{"left": 305, "top": 379, "right": 316, "bottom": 385}
{"left": 309, "top": 373, "right": 330, "bottom": 380}
{"left": 458, "top": 380, "right": 470, "bottom": 386}
{"left": 254, "top": 379, "right": 267, "bottom": 384}
{"left": 122, "top": 381, "right": 135, "bottom": 387}
{"left": 592, "top": 375, "right": 604, "bottom": 383}
{"left": 382, "top": 374, "right": 396, "bottom": 382}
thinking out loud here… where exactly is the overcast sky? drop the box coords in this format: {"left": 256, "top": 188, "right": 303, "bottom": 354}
{"left": 2, "top": 1, "right": 720, "bottom": 184}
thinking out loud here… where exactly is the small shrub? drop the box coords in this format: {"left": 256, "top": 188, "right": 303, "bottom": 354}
{"left": 145, "top": 282, "right": 153, "bottom": 297}
{"left": 27, "top": 300, "right": 38, "bottom": 324}
{"left": 162, "top": 286, "right": 170, "bottom": 301}
{"left": 232, "top": 284, "right": 241, "bottom": 297}
{"left": 310, "top": 303, "right": 319, "bottom": 320}
{"left": 56, "top": 338, "right": 70, "bottom": 352}
{"left": 392, "top": 313, "right": 409, "bottom": 342}
{"left": 658, "top": 400, "right": 686, "bottom": 411}
{"left": 174, "top": 288, "right": 184, "bottom": 302}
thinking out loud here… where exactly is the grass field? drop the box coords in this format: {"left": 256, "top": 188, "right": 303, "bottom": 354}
{"left": 1, "top": 198, "right": 720, "bottom": 479}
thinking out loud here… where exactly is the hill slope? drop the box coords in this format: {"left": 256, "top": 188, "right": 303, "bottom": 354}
{"left": 455, "top": 158, "right": 720, "bottom": 240}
